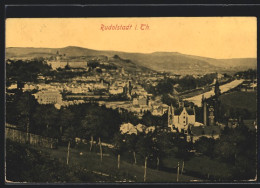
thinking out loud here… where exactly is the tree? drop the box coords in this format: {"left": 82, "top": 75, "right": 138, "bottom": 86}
{"left": 156, "top": 79, "right": 174, "bottom": 95}
{"left": 32, "top": 104, "right": 59, "bottom": 138}
{"left": 112, "top": 133, "right": 126, "bottom": 169}
{"left": 161, "top": 94, "right": 178, "bottom": 107}
{"left": 58, "top": 108, "right": 75, "bottom": 140}
{"left": 214, "top": 123, "right": 256, "bottom": 179}
{"left": 174, "top": 133, "right": 193, "bottom": 160}
{"left": 194, "top": 136, "right": 215, "bottom": 158}
{"left": 80, "top": 108, "right": 105, "bottom": 140}
{"left": 141, "top": 111, "right": 155, "bottom": 126}
{"left": 6, "top": 60, "right": 51, "bottom": 90}
{"left": 80, "top": 107, "right": 107, "bottom": 162}
{"left": 15, "top": 92, "right": 38, "bottom": 136}
{"left": 125, "top": 134, "right": 138, "bottom": 164}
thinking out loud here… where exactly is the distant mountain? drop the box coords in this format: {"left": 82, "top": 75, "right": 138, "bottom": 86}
{"left": 6, "top": 46, "right": 257, "bottom": 74}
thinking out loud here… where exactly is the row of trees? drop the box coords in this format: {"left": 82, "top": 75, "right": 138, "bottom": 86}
{"left": 111, "top": 122, "right": 256, "bottom": 180}
{"left": 6, "top": 91, "right": 169, "bottom": 144}
{"left": 234, "top": 69, "right": 257, "bottom": 80}
{"left": 6, "top": 140, "right": 105, "bottom": 182}
{"left": 112, "top": 130, "right": 192, "bottom": 172}
{"left": 144, "top": 73, "right": 218, "bottom": 98}
{"left": 6, "top": 59, "right": 52, "bottom": 88}
{"left": 193, "top": 124, "right": 256, "bottom": 179}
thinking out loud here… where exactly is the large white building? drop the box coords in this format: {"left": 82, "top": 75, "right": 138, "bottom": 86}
{"left": 33, "top": 90, "right": 62, "bottom": 105}
{"left": 168, "top": 105, "right": 196, "bottom": 132}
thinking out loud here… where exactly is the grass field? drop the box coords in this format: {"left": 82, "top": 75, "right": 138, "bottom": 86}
{"left": 39, "top": 143, "right": 200, "bottom": 183}
{"left": 162, "top": 156, "right": 233, "bottom": 181}
{"left": 7, "top": 139, "right": 239, "bottom": 183}
{"left": 219, "top": 91, "right": 257, "bottom": 113}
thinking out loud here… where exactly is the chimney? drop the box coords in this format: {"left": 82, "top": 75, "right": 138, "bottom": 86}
{"left": 203, "top": 101, "right": 207, "bottom": 126}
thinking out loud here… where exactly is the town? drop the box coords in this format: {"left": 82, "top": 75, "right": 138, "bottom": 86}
{"left": 6, "top": 50, "right": 257, "bottom": 183}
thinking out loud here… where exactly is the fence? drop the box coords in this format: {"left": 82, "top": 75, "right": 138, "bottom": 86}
{"left": 5, "top": 127, "right": 58, "bottom": 149}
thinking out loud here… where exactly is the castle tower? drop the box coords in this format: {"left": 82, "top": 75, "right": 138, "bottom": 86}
{"left": 208, "top": 106, "right": 215, "bottom": 126}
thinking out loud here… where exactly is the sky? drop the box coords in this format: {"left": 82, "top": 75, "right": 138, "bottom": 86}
{"left": 6, "top": 17, "right": 257, "bottom": 59}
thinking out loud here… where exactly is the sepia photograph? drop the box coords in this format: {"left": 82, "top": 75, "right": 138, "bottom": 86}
{"left": 5, "top": 17, "right": 257, "bottom": 183}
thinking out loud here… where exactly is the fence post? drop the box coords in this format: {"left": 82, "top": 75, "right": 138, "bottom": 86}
{"left": 118, "top": 154, "right": 120, "bottom": 169}
{"left": 181, "top": 161, "right": 184, "bottom": 175}
{"left": 66, "top": 141, "right": 70, "bottom": 165}
{"left": 144, "top": 157, "right": 147, "bottom": 182}
{"left": 19, "top": 131, "right": 21, "bottom": 143}
{"left": 12, "top": 129, "right": 15, "bottom": 141}
{"left": 177, "top": 162, "right": 180, "bottom": 182}
{"left": 51, "top": 138, "right": 53, "bottom": 149}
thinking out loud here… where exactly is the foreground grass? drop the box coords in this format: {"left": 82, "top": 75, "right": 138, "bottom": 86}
{"left": 162, "top": 155, "right": 233, "bottom": 181}
{"left": 40, "top": 143, "right": 199, "bottom": 182}
{"left": 5, "top": 140, "right": 109, "bottom": 183}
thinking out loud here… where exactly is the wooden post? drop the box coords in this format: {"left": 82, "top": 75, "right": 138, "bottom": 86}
{"left": 177, "top": 162, "right": 180, "bottom": 182}
{"left": 66, "top": 141, "right": 70, "bottom": 165}
{"left": 99, "top": 137, "right": 103, "bottom": 162}
{"left": 118, "top": 154, "right": 120, "bottom": 169}
{"left": 90, "top": 136, "right": 93, "bottom": 151}
{"left": 181, "top": 161, "right": 184, "bottom": 175}
{"left": 133, "top": 151, "right": 137, "bottom": 164}
{"left": 26, "top": 117, "right": 30, "bottom": 143}
{"left": 144, "top": 157, "right": 148, "bottom": 182}
{"left": 51, "top": 138, "right": 53, "bottom": 149}
{"left": 157, "top": 157, "right": 160, "bottom": 170}
{"left": 12, "top": 129, "right": 15, "bottom": 140}
{"left": 19, "top": 131, "right": 21, "bottom": 143}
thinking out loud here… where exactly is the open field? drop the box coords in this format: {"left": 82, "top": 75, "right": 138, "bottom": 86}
{"left": 40, "top": 143, "right": 199, "bottom": 182}
{"left": 162, "top": 156, "right": 233, "bottom": 181}
{"left": 219, "top": 91, "right": 257, "bottom": 113}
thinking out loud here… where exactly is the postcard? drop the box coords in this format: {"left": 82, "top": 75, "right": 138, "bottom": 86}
{"left": 5, "top": 17, "right": 257, "bottom": 183}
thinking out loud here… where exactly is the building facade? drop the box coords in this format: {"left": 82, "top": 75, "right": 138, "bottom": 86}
{"left": 168, "top": 104, "right": 196, "bottom": 132}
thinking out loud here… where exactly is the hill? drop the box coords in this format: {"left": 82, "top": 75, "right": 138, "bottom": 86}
{"left": 6, "top": 46, "right": 257, "bottom": 75}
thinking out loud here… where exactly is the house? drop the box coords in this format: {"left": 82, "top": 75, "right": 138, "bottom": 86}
{"left": 136, "top": 124, "right": 147, "bottom": 133}
{"left": 189, "top": 125, "right": 221, "bottom": 143}
{"left": 120, "top": 123, "right": 137, "bottom": 135}
{"left": 168, "top": 104, "right": 196, "bottom": 132}
{"left": 33, "top": 90, "right": 62, "bottom": 105}
{"left": 145, "top": 126, "right": 156, "bottom": 134}
{"left": 109, "top": 86, "right": 124, "bottom": 95}
{"left": 152, "top": 104, "right": 168, "bottom": 116}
